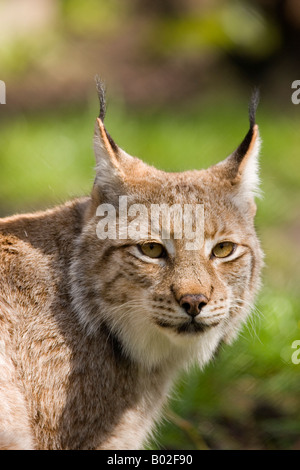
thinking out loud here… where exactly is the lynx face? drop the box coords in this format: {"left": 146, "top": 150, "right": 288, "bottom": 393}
{"left": 70, "top": 86, "right": 263, "bottom": 370}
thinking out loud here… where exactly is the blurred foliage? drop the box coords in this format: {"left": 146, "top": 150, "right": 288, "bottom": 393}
{"left": 0, "top": 0, "right": 297, "bottom": 86}
{"left": 0, "top": 0, "right": 299, "bottom": 451}
{"left": 60, "top": 0, "right": 126, "bottom": 36}
{"left": 0, "top": 33, "right": 59, "bottom": 78}
{"left": 148, "top": 2, "right": 281, "bottom": 59}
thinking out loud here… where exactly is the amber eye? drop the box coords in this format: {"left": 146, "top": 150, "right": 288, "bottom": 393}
{"left": 212, "top": 241, "right": 236, "bottom": 258}
{"left": 139, "top": 242, "right": 165, "bottom": 259}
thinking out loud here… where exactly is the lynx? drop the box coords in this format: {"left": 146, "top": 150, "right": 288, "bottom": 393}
{"left": 0, "top": 81, "right": 263, "bottom": 450}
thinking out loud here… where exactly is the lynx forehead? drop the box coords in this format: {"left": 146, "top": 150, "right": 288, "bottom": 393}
{"left": 95, "top": 195, "right": 205, "bottom": 251}
{"left": 0, "top": 81, "right": 263, "bottom": 449}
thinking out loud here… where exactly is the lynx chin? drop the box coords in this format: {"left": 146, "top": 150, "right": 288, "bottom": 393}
{"left": 0, "top": 79, "right": 263, "bottom": 450}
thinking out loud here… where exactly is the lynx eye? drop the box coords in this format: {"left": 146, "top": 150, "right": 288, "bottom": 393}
{"left": 139, "top": 242, "right": 165, "bottom": 259}
{"left": 212, "top": 241, "right": 236, "bottom": 258}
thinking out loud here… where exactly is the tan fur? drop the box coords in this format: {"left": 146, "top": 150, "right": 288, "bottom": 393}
{"left": 0, "top": 95, "right": 263, "bottom": 449}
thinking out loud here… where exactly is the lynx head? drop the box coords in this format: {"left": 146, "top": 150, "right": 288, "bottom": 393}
{"left": 70, "top": 80, "right": 263, "bottom": 370}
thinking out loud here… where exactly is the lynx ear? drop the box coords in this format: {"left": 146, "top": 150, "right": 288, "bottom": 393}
{"left": 215, "top": 90, "right": 262, "bottom": 206}
{"left": 94, "top": 117, "right": 125, "bottom": 185}
{"left": 93, "top": 77, "right": 129, "bottom": 202}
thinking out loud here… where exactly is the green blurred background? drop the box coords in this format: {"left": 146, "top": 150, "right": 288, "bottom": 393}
{"left": 0, "top": 0, "right": 299, "bottom": 450}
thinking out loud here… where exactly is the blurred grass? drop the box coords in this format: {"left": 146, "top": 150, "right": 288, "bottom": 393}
{"left": 0, "top": 95, "right": 299, "bottom": 449}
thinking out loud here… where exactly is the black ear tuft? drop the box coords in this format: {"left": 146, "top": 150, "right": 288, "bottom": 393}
{"left": 249, "top": 88, "right": 260, "bottom": 129}
{"left": 94, "top": 76, "right": 118, "bottom": 153}
{"left": 95, "top": 75, "right": 106, "bottom": 122}
{"left": 230, "top": 88, "right": 260, "bottom": 166}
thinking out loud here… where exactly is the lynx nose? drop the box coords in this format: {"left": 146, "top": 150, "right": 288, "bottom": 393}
{"left": 179, "top": 294, "right": 208, "bottom": 317}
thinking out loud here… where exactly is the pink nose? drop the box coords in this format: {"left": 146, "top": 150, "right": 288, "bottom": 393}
{"left": 179, "top": 294, "right": 208, "bottom": 317}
